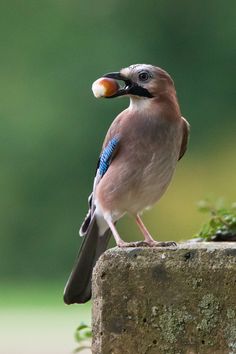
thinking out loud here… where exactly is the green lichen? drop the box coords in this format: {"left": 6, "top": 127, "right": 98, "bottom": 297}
{"left": 158, "top": 305, "right": 192, "bottom": 344}
{"left": 192, "top": 277, "right": 203, "bottom": 289}
{"left": 227, "top": 308, "right": 236, "bottom": 320}
{"left": 197, "top": 294, "right": 220, "bottom": 338}
{"left": 225, "top": 309, "right": 236, "bottom": 354}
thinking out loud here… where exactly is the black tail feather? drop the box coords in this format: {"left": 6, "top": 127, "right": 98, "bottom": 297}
{"left": 64, "top": 217, "right": 111, "bottom": 304}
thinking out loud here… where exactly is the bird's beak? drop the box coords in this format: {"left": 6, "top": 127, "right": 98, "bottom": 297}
{"left": 102, "top": 72, "right": 132, "bottom": 98}
{"left": 103, "top": 72, "right": 153, "bottom": 99}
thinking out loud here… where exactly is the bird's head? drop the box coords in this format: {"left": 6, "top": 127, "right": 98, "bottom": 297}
{"left": 103, "top": 64, "right": 175, "bottom": 100}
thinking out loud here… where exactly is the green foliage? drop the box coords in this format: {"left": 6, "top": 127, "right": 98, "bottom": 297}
{"left": 74, "top": 323, "right": 92, "bottom": 353}
{"left": 195, "top": 200, "right": 236, "bottom": 241}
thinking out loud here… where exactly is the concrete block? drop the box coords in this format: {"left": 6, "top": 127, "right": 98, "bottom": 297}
{"left": 92, "top": 242, "right": 236, "bottom": 354}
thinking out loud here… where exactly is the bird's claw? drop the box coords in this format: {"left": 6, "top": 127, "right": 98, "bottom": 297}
{"left": 143, "top": 240, "right": 177, "bottom": 247}
{"left": 117, "top": 240, "right": 177, "bottom": 248}
{"left": 154, "top": 241, "right": 177, "bottom": 247}
{"left": 117, "top": 241, "right": 150, "bottom": 248}
{"left": 117, "top": 241, "right": 135, "bottom": 248}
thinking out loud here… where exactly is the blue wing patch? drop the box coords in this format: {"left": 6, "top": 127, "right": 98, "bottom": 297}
{"left": 98, "top": 136, "right": 119, "bottom": 177}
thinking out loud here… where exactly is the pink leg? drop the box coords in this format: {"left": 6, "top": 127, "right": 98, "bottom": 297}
{"left": 105, "top": 218, "right": 130, "bottom": 247}
{"left": 136, "top": 215, "right": 157, "bottom": 244}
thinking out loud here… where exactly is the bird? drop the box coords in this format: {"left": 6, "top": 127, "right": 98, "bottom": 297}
{"left": 64, "top": 64, "right": 190, "bottom": 304}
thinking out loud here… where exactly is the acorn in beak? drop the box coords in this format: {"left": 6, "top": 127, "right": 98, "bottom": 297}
{"left": 103, "top": 72, "right": 153, "bottom": 98}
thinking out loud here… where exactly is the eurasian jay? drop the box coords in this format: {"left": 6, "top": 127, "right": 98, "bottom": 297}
{"left": 64, "top": 64, "right": 190, "bottom": 304}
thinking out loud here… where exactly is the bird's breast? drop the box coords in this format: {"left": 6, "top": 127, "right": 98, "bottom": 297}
{"left": 96, "top": 114, "right": 183, "bottom": 216}
{"left": 121, "top": 114, "right": 182, "bottom": 167}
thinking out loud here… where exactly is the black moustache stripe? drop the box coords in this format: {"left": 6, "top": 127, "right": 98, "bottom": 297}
{"left": 128, "top": 85, "right": 153, "bottom": 98}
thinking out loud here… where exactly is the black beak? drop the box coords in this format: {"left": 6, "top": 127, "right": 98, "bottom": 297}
{"left": 102, "top": 72, "right": 132, "bottom": 98}
{"left": 103, "top": 72, "right": 153, "bottom": 99}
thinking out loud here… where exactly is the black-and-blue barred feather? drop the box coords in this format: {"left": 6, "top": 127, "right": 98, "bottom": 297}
{"left": 98, "top": 136, "right": 119, "bottom": 177}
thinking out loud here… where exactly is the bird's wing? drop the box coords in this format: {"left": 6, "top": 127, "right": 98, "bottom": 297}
{"left": 178, "top": 117, "right": 190, "bottom": 161}
{"left": 79, "top": 135, "right": 120, "bottom": 236}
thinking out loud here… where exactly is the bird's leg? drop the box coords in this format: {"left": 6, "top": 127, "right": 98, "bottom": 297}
{"left": 105, "top": 218, "right": 130, "bottom": 247}
{"left": 136, "top": 215, "right": 177, "bottom": 247}
{"left": 135, "top": 215, "right": 157, "bottom": 245}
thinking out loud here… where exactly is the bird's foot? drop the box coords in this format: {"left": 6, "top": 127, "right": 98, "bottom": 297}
{"left": 141, "top": 240, "right": 177, "bottom": 247}
{"left": 117, "top": 241, "right": 136, "bottom": 248}
{"left": 117, "top": 241, "right": 152, "bottom": 248}
{"left": 153, "top": 241, "right": 177, "bottom": 247}
{"left": 117, "top": 241, "right": 177, "bottom": 248}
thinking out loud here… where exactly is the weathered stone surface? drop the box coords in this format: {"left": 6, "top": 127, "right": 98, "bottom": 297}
{"left": 92, "top": 242, "right": 236, "bottom": 354}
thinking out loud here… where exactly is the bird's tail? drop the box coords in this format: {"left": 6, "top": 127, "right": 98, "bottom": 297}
{"left": 63, "top": 216, "right": 111, "bottom": 304}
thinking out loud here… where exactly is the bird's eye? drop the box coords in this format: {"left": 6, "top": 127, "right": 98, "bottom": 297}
{"left": 138, "top": 71, "right": 150, "bottom": 82}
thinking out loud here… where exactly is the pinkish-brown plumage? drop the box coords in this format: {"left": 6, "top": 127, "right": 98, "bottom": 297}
{"left": 96, "top": 107, "right": 184, "bottom": 216}
{"left": 95, "top": 65, "right": 189, "bottom": 228}
{"left": 64, "top": 64, "right": 190, "bottom": 304}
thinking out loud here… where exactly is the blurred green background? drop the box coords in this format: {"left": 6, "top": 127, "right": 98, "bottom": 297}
{"left": 0, "top": 1, "right": 235, "bottom": 353}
